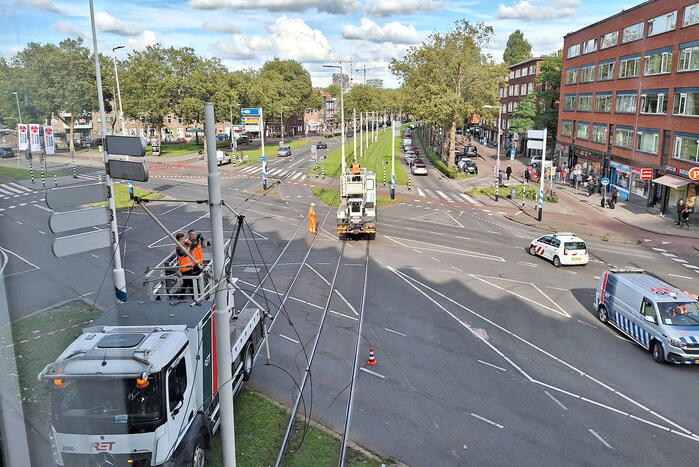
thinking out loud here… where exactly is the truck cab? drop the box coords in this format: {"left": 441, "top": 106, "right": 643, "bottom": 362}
{"left": 337, "top": 168, "right": 376, "bottom": 238}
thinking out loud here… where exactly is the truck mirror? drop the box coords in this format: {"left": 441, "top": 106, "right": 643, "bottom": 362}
{"left": 644, "top": 315, "right": 656, "bottom": 324}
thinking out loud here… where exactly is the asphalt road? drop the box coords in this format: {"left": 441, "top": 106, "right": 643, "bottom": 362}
{"left": 3, "top": 137, "right": 699, "bottom": 466}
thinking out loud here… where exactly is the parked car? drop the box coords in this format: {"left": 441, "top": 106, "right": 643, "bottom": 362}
{"left": 216, "top": 134, "right": 228, "bottom": 141}
{"left": 457, "top": 158, "right": 478, "bottom": 174}
{"left": 235, "top": 134, "right": 249, "bottom": 144}
{"left": 175, "top": 137, "right": 189, "bottom": 143}
{"left": 405, "top": 153, "right": 417, "bottom": 165}
{"left": 277, "top": 145, "right": 292, "bottom": 157}
{"left": 0, "top": 148, "right": 14, "bottom": 158}
{"left": 315, "top": 141, "right": 328, "bottom": 149}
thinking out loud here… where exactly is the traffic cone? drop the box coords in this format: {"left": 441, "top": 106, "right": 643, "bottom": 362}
{"left": 367, "top": 347, "right": 377, "bottom": 365}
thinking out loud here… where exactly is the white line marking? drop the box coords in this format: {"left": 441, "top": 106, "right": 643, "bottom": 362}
{"left": 683, "top": 264, "right": 699, "bottom": 269}
{"left": 672, "top": 258, "right": 688, "bottom": 263}
{"left": 90, "top": 253, "right": 100, "bottom": 259}
{"left": 278, "top": 333, "right": 300, "bottom": 344}
{"left": 668, "top": 273, "right": 693, "bottom": 280}
{"left": 160, "top": 202, "right": 186, "bottom": 215}
{"left": 360, "top": 367, "right": 385, "bottom": 379}
{"left": 15, "top": 221, "right": 22, "bottom": 225}
{"left": 0, "top": 246, "right": 40, "bottom": 270}
{"left": 413, "top": 249, "right": 423, "bottom": 254}
{"left": 518, "top": 262, "right": 538, "bottom": 268}
{"left": 38, "top": 230, "right": 46, "bottom": 235}
{"left": 305, "top": 264, "right": 358, "bottom": 316}
{"left": 544, "top": 391, "right": 568, "bottom": 410}
{"left": 430, "top": 256, "right": 441, "bottom": 263}
{"left": 417, "top": 188, "right": 426, "bottom": 197}
{"left": 384, "top": 328, "right": 407, "bottom": 337}
{"left": 470, "top": 413, "right": 504, "bottom": 429}
{"left": 588, "top": 429, "right": 613, "bottom": 449}
{"left": 451, "top": 266, "right": 463, "bottom": 272}
{"left": 576, "top": 319, "right": 599, "bottom": 329}
{"left": 125, "top": 269, "right": 136, "bottom": 274}
{"left": 477, "top": 360, "right": 507, "bottom": 372}
{"left": 546, "top": 286, "right": 568, "bottom": 291}
{"left": 470, "top": 274, "right": 571, "bottom": 317}
{"left": 329, "top": 310, "right": 358, "bottom": 321}
{"left": 661, "top": 252, "right": 677, "bottom": 257}
{"left": 652, "top": 247, "right": 667, "bottom": 252}
{"left": 33, "top": 204, "right": 52, "bottom": 213}
{"left": 460, "top": 193, "right": 479, "bottom": 205}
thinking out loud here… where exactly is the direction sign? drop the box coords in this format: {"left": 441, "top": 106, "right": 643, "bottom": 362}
{"left": 242, "top": 117, "right": 259, "bottom": 124}
{"left": 46, "top": 183, "right": 107, "bottom": 210}
{"left": 527, "top": 140, "right": 543, "bottom": 150}
{"left": 527, "top": 130, "right": 545, "bottom": 139}
{"left": 105, "top": 135, "right": 147, "bottom": 157}
{"left": 107, "top": 160, "right": 149, "bottom": 182}
{"left": 689, "top": 167, "right": 699, "bottom": 181}
{"left": 53, "top": 229, "right": 112, "bottom": 258}
{"left": 601, "top": 177, "right": 610, "bottom": 186}
{"left": 241, "top": 108, "right": 260, "bottom": 116}
{"left": 49, "top": 206, "right": 110, "bottom": 234}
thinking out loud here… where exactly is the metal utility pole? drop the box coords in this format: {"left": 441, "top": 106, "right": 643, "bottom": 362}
{"left": 89, "top": 0, "right": 126, "bottom": 302}
{"left": 483, "top": 105, "right": 502, "bottom": 202}
{"left": 280, "top": 109, "right": 284, "bottom": 145}
{"left": 112, "top": 45, "right": 126, "bottom": 135}
{"left": 353, "top": 108, "right": 356, "bottom": 159}
{"left": 537, "top": 128, "right": 548, "bottom": 222}
{"left": 359, "top": 112, "right": 363, "bottom": 162}
{"left": 325, "top": 64, "right": 345, "bottom": 173}
{"left": 260, "top": 107, "right": 267, "bottom": 190}
{"left": 204, "top": 102, "right": 237, "bottom": 467}
{"left": 390, "top": 119, "right": 396, "bottom": 199}
{"left": 11, "top": 92, "right": 21, "bottom": 124}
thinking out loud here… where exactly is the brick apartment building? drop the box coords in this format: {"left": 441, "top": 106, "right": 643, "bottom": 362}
{"left": 556, "top": 0, "right": 699, "bottom": 215}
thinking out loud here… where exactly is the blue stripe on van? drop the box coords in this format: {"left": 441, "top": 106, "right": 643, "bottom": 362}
{"left": 690, "top": 336, "right": 698, "bottom": 344}
{"left": 680, "top": 336, "right": 688, "bottom": 344}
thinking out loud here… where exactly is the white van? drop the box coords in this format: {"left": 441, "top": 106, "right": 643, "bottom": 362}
{"left": 594, "top": 269, "right": 699, "bottom": 364}
{"left": 216, "top": 150, "right": 231, "bottom": 166}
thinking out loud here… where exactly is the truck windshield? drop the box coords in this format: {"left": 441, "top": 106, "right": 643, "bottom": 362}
{"left": 657, "top": 302, "right": 699, "bottom": 326}
{"left": 52, "top": 376, "right": 163, "bottom": 434}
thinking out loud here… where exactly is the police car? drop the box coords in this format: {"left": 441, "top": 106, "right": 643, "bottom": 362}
{"left": 528, "top": 232, "right": 589, "bottom": 267}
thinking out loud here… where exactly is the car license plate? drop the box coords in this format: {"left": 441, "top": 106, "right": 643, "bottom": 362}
{"left": 572, "top": 257, "right": 581, "bottom": 261}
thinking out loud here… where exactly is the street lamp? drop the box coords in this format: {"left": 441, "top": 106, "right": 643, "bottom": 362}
{"left": 483, "top": 104, "right": 502, "bottom": 201}
{"left": 229, "top": 103, "right": 240, "bottom": 151}
{"left": 323, "top": 64, "right": 346, "bottom": 174}
{"left": 11, "top": 92, "right": 22, "bottom": 124}
{"left": 112, "top": 45, "right": 126, "bottom": 135}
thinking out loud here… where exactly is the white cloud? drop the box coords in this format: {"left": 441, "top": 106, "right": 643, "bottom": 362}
{"left": 51, "top": 20, "right": 88, "bottom": 39}
{"left": 496, "top": 0, "right": 575, "bottom": 20}
{"left": 188, "top": 0, "right": 359, "bottom": 14}
{"left": 365, "top": 0, "right": 443, "bottom": 17}
{"left": 16, "top": 0, "right": 61, "bottom": 13}
{"left": 552, "top": 0, "right": 580, "bottom": 7}
{"left": 127, "top": 30, "right": 159, "bottom": 50}
{"left": 214, "top": 34, "right": 270, "bottom": 60}
{"left": 95, "top": 12, "right": 143, "bottom": 36}
{"left": 341, "top": 18, "right": 420, "bottom": 44}
{"left": 202, "top": 21, "right": 240, "bottom": 33}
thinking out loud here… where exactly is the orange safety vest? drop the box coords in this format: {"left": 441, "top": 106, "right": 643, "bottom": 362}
{"left": 351, "top": 162, "right": 360, "bottom": 174}
{"left": 177, "top": 245, "right": 193, "bottom": 272}
{"left": 308, "top": 206, "right": 317, "bottom": 233}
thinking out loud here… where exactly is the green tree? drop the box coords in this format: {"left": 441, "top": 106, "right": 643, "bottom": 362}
{"left": 323, "top": 84, "right": 340, "bottom": 98}
{"left": 503, "top": 30, "right": 533, "bottom": 66}
{"left": 534, "top": 54, "right": 562, "bottom": 137}
{"left": 509, "top": 96, "right": 537, "bottom": 135}
{"left": 391, "top": 20, "right": 506, "bottom": 168}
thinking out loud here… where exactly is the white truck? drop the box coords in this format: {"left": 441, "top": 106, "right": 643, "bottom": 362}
{"left": 337, "top": 166, "right": 377, "bottom": 239}
{"left": 38, "top": 249, "right": 265, "bottom": 467}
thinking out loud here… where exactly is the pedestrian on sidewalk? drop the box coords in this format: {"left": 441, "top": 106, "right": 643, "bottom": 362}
{"left": 676, "top": 198, "right": 685, "bottom": 225}
{"left": 505, "top": 165, "right": 512, "bottom": 180}
{"left": 524, "top": 168, "right": 530, "bottom": 182}
{"left": 680, "top": 205, "right": 691, "bottom": 229}
{"left": 560, "top": 167, "right": 567, "bottom": 184}
{"left": 610, "top": 187, "right": 618, "bottom": 207}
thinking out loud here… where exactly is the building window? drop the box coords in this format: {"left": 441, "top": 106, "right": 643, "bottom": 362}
{"left": 640, "top": 90, "right": 668, "bottom": 115}
{"left": 673, "top": 88, "right": 699, "bottom": 116}
{"left": 648, "top": 11, "right": 677, "bottom": 36}
{"left": 567, "top": 43, "right": 581, "bottom": 58}
{"left": 636, "top": 129, "right": 659, "bottom": 154}
{"left": 583, "top": 38, "right": 597, "bottom": 54}
{"left": 616, "top": 93, "right": 637, "bottom": 113}
{"left": 619, "top": 55, "right": 640, "bottom": 78}
{"left": 592, "top": 124, "right": 608, "bottom": 144}
{"left": 561, "top": 120, "right": 572, "bottom": 137}
{"left": 515, "top": 69, "right": 521, "bottom": 78}
{"left": 513, "top": 85, "right": 519, "bottom": 96}
{"left": 615, "top": 127, "right": 634, "bottom": 148}
{"left": 622, "top": 22, "right": 644, "bottom": 43}
{"left": 678, "top": 42, "right": 699, "bottom": 72}
{"left": 527, "top": 82, "right": 534, "bottom": 94}
{"left": 529, "top": 65, "right": 535, "bottom": 74}
{"left": 580, "top": 65, "right": 595, "bottom": 83}
{"left": 597, "top": 61, "right": 615, "bottom": 80}
{"left": 564, "top": 95, "right": 576, "bottom": 111}
{"left": 509, "top": 86, "right": 514, "bottom": 96}
{"left": 578, "top": 95, "right": 593, "bottom": 111}
{"left": 644, "top": 49, "right": 673, "bottom": 75}
{"left": 565, "top": 68, "right": 578, "bottom": 85}
{"left": 576, "top": 121, "right": 590, "bottom": 140}
{"left": 673, "top": 132, "right": 699, "bottom": 162}
{"left": 167, "top": 115, "right": 172, "bottom": 124}
{"left": 521, "top": 67, "right": 527, "bottom": 77}
{"left": 595, "top": 94, "right": 612, "bottom": 112}
{"left": 600, "top": 31, "right": 618, "bottom": 49}
{"left": 684, "top": 2, "right": 699, "bottom": 27}
{"left": 509, "top": 70, "right": 515, "bottom": 79}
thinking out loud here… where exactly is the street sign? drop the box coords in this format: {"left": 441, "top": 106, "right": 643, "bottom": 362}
{"left": 640, "top": 168, "right": 653, "bottom": 180}
{"left": 689, "top": 167, "right": 699, "bottom": 181}
{"left": 260, "top": 155, "right": 266, "bottom": 162}
{"left": 105, "top": 135, "right": 147, "bottom": 157}
{"left": 601, "top": 177, "right": 610, "bottom": 186}
{"left": 107, "top": 160, "right": 149, "bottom": 182}
{"left": 527, "top": 140, "right": 543, "bottom": 150}
{"left": 49, "top": 206, "right": 110, "bottom": 234}
{"left": 46, "top": 183, "right": 107, "bottom": 210}
{"left": 242, "top": 116, "right": 259, "bottom": 124}
{"left": 53, "top": 229, "right": 112, "bottom": 258}
{"left": 241, "top": 108, "right": 260, "bottom": 116}
{"left": 527, "top": 130, "right": 545, "bottom": 139}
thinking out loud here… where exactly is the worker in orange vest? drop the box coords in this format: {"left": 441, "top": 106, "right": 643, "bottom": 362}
{"left": 174, "top": 232, "right": 195, "bottom": 298}
{"left": 351, "top": 159, "right": 361, "bottom": 174}
{"left": 187, "top": 229, "right": 208, "bottom": 269}
{"left": 309, "top": 203, "right": 317, "bottom": 234}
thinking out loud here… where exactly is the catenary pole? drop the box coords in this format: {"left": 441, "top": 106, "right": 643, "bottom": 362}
{"left": 204, "top": 102, "right": 237, "bottom": 467}
{"left": 390, "top": 119, "right": 396, "bottom": 199}
{"left": 353, "top": 108, "right": 356, "bottom": 160}
{"left": 112, "top": 46, "right": 126, "bottom": 135}
{"left": 537, "top": 127, "right": 548, "bottom": 221}
{"left": 89, "top": 0, "right": 126, "bottom": 302}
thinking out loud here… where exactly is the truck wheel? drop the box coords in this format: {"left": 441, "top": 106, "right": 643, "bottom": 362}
{"left": 243, "top": 342, "right": 254, "bottom": 381}
{"left": 191, "top": 438, "right": 206, "bottom": 467}
{"left": 652, "top": 341, "right": 666, "bottom": 364}
{"left": 597, "top": 306, "right": 608, "bottom": 324}
{"left": 553, "top": 256, "right": 561, "bottom": 268}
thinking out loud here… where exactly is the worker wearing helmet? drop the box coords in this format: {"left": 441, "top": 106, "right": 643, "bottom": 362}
{"left": 309, "top": 203, "right": 317, "bottom": 234}
{"left": 351, "top": 159, "right": 361, "bottom": 175}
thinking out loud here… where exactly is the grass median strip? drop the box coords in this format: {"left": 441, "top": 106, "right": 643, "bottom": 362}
{"left": 0, "top": 165, "right": 62, "bottom": 181}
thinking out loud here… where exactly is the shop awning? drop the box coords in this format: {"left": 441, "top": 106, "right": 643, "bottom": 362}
{"left": 652, "top": 175, "right": 691, "bottom": 189}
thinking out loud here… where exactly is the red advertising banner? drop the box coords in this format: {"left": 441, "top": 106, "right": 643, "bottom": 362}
{"left": 29, "top": 124, "right": 41, "bottom": 152}
{"left": 44, "top": 126, "right": 56, "bottom": 155}
{"left": 17, "top": 124, "right": 28, "bottom": 151}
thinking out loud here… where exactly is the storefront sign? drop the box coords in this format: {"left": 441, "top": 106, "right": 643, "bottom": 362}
{"left": 689, "top": 167, "right": 699, "bottom": 181}
{"left": 640, "top": 168, "right": 653, "bottom": 180}
{"left": 665, "top": 164, "right": 697, "bottom": 178}
{"left": 610, "top": 160, "right": 631, "bottom": 173}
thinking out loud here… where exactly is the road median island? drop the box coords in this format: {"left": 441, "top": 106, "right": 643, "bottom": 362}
{"left": 0, "top": 164, "right": 62, "bottom": 181}
{"left": 2, "top": 300, "right": 392, "bottom": 466}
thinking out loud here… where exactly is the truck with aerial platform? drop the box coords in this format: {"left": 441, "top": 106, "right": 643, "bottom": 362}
{"left": 38, "top": 248, "right": 266, "bottom": 467}
{"left": 336, "top": 167, "right": 377, "bottom": 239}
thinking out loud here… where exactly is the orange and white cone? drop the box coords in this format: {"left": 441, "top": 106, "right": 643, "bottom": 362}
{"left": 367, "top": 347, "right": 377, "bottom": 365}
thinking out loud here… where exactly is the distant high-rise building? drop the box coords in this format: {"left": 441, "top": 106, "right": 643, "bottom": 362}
{"left": 332, "top": 73, "right": 351, "bottom": 89}
{"left": 367, "top": 79, "right": 384, "bottom": 88}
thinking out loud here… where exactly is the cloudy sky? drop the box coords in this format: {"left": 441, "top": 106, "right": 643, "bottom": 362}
{"left": 2, "top": 0, "right": 633, "bottom": 88}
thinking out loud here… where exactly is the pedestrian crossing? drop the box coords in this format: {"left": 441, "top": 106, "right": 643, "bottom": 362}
{"left": 237, "top": 164, "right": 307, "bottom": 181}
{"left": 418, "top": 188, "right": 481, "bottom": 205}
{"left": 76, "top": 170, "right": 105, "bottom": 181}
{"left": 0, "top": 182, "right": 35, "bottom": 200}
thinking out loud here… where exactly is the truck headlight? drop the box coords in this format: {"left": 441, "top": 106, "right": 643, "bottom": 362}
{"left": 668, "top": 338, "right": 687, "bottom": 349}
